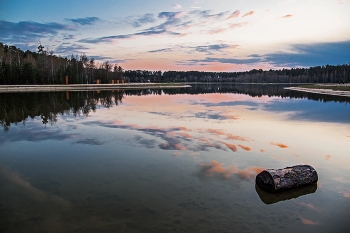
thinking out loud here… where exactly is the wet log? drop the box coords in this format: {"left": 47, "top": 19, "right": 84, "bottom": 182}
{"left": 255, "top": 165, "right": 318, "bottom": 192}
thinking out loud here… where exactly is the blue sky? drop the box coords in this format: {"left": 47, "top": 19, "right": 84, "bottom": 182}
{"left": 1, "top": 0, "right": 350, "bottom": 71}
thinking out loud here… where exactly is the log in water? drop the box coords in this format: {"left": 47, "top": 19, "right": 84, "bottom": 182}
{"left": 255, "top": 165, "right": 318, "bottom": 192}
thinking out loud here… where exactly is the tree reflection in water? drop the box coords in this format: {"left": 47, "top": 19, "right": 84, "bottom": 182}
{"left": 1, "top": 84, "right": 349, "bottom": 131}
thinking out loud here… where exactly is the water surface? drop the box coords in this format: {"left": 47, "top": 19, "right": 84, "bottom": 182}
{"left": 1, "top": 84, "right": 350, "bottom": 232}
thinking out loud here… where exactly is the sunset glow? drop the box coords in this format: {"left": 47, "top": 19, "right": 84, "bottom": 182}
{"left": 1, "top": 0, "right": 349, "bottom": 71}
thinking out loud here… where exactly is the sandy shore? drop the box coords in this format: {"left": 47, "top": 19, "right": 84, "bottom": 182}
{"left": 285, "top": 85, "right": 350, "bottom": 97}
{"left": 0, "top": 83, "right": 191, "bottom": 93}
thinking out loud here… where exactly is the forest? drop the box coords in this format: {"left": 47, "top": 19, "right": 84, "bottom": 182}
{"left": 0, "top": 43, "right": 123, "bottom": 85}
{"left": 1, "top": 42, "right": 349, "bottom": 85}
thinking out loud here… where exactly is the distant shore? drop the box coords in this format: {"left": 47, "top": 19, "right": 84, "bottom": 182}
{"left": 0, "top": 83, "right": 191, "bottom": 93}
{"left": 285, "top": 84, "right": 350, "bottom": 97}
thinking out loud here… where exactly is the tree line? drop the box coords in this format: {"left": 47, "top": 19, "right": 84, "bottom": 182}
{"left": 160, "top": 66, "right": 350, "bottom": 83}
{"left": 1, "top": 42, "right": 349, "bottom": 85}
{"left": 0, "top": 42, "right": 123, "bottom": 85}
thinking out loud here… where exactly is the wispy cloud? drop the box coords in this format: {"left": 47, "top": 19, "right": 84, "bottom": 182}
{"left": 271, "top": 142, "right": 288, "bottom": 148}
{"left": 179, "top": 56, "right": 261, "bottom": 66}
{"left": 242, "top": 11, "right": 254, "bottom": 17}
{"left": 65, "top": 17, "right": 100, "bottom": 26}
{"left": 229, "top": 22, "right": 249, "bottom": 29}
{"left": 173, "top": 4, "right": 182, "bottom": 9}
{"left": 148, "top": 48, "right": 174, "bottom": 53}
{"left": 54, "top": 42, "right": 89, "bottom": 54}
{"left": 282, "top": 14, "right": 293, "bottom": 18}
{"left": 129, "top": 13, "right": 156, "bottom": 27}
{"left": 194, "top": 44, "right": 235, "bottom": 54}
{"left": 79, "top": 9, "right": 234, "bottom": 44}
{"left": 227, "top": 10, "right": 240, "bottom": 19}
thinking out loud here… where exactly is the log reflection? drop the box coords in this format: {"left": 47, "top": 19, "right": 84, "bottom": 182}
{"left": 255, "top": 183, "right": 317, "bottom": 205}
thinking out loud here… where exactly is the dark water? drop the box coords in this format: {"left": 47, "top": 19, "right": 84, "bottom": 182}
{"left": 1, "top": 84, "right": 350, "bottom": 232}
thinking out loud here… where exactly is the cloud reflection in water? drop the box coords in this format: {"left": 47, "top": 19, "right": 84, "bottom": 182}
{"left": 198, "top": 160, "right": 265, "bottom": 180}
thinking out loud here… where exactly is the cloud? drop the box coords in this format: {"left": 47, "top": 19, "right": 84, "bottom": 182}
{"left": 282, "top": 14, "right": 293, "bottom": 18}
{"left": 55, "top": 43, "right": 89, "bottom": 54}
{"left": 194, "top": 44, "right": 234, "bottom": 54}
{"left": 227, "top": 10, "right": 240, "bottom": 19}
{"left": 173, "top": 4, "right": 182, "bottom": 9}
{"left": 264, "top": 40, "right": 350, "bottom": 67}
{"left": 90, "top": 56, "right": 125, "bottom": 63}
{"left": 242, "top": 11, "right": 254, "bottom": 17}
{"left": 238, "top": 144, "right": 251, "bottom": 151}
{"left": 148, "top": 48, "right": 174, "bottom": 53}
{"left": 207, "top": 128, "right": 226, "bottom": 136}
{"left": 179, "top": 56, "right": 261, "bottom": 66}
{"left": 226, "top": 134, "right": 247, "bottom": 141}
{"left": 0, "top": 20, "right": 74, "bottom": 42}
{"left": 129, "top": 13, "right": 156, "bottom": 27}
{"left": 229, "top": 22, "right": 249, "bottom": 29}
{"left": 79, "top": 10, "right": 233, "bottom": 44}
{"left": 271, "top": 142, "right": 288, "bottom": 148}
{"left": 222, "top": 142, "right": 237, "bottom": 152}
{"left": 65, "top": 17, "right": 100, "bottom": 26}
{"left": 62, "top": 34, "right": 76, "bottom": 40}
{"left": 79, "top": 34, "right": 132, "bottom": 43}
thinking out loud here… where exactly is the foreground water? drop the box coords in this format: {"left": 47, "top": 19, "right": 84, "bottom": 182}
{"left": 1, "top": 84, "right": 350, "bottom": 232}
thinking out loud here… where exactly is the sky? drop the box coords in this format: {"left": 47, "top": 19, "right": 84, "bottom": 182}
{"left": 0, "top": 0, "right": 350, "bottom": 71}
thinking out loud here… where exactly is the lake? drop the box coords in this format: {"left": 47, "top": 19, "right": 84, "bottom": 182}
{"left": 1, "top": 84, "right": 350, "bottom": 233}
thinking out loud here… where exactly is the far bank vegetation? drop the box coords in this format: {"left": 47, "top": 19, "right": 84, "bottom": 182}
{"left": 0, "top": 42, "right": 349, "bottom": 85}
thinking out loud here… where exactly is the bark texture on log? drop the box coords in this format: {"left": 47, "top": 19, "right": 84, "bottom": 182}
{"left": 255, "top": 165, "right": 318, "bottom": 192}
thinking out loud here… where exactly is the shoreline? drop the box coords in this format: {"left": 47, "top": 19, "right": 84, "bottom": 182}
{"left": 0, "top": 83, "right": 191, "bottom": 93}
{"left": 285, "top": 86, "right": 350, "bottom": 97}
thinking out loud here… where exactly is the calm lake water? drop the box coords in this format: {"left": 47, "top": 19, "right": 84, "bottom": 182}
{"left": 1, "top": 84, "right": 350, "bottom": 233}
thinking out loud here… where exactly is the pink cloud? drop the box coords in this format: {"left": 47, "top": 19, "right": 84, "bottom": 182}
{"left": 238, "top": 144, "right": 251, "bottom": 151}
{"left": 207, "top": 128, "right": 226, "bottom": 136}
{"left": 227, "top": 10, "right": 240, "bottom": 19}
{"left": 209, "top": 28, "right": 227, "bottom": 34}
{"left": 271, "top": 142, "right": 288, "bottom": 148}
{"left": 282, "top": 14, "right": 293, "bottom": 18}
{"left": 226, "top": 134, "right": 247, "bottom": 141}
{"left": 229, "top": 22, "right": 249, "bottom": 29}
{"left": 222, "top": 142, "right": 237, "bottom": 152}
{"left": 242, "top": 11, "right": 254, "bottom": 17}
